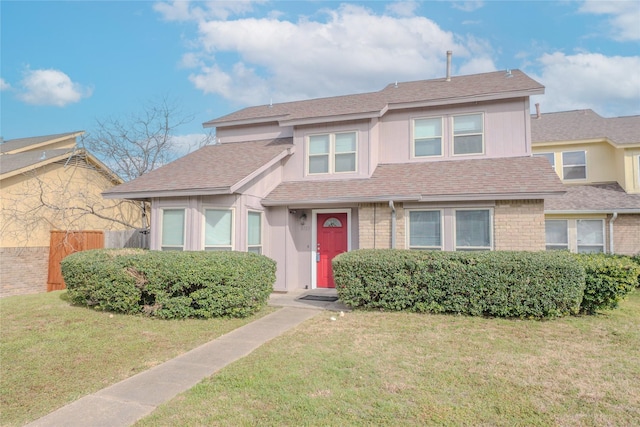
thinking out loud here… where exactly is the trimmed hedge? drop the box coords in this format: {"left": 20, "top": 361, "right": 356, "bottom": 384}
{"left": 333, "top": 249, "right": 586, "bottom": 318}
{"left": 61, "top": 249, "right": 276, "bottom": 319}
{"left": 574, "top": 253, "right": 640, "bottom": 314}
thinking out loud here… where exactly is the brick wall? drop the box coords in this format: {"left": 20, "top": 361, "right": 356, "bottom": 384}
{"left": 612, "top": 214, "right": 640, "bottom": 255}
{"left": 0, "top": 247, "right": 49, "bottom": 297}
{"left": 358, "top": 203, "right": 405, "bottom": 249}
{"left": 494, "top": 200, "right": 545, "bottom": 251}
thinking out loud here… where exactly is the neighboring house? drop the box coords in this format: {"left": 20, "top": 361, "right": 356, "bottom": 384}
{"left": 104, "top": 68, "right": 565, "bottom": 292}
{"left": 0, "top": 131, "right": 141, "bottom": 296}
{"left": 531, "top": 109, "right": 640, "bottom": 255}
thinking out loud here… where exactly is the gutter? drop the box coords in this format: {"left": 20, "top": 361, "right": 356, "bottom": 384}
{"left": 609, "top": 212, "right": 618, "bottom": 254}
{"left": 389, "top": 200, "right": 396, "bottom": 249}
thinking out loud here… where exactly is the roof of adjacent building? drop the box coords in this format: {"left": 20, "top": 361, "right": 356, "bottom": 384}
{"left": 545, "top": 183, "right": 640, "bottom": 213}
{"left": 102, "top": 138, "right": 295, "bottom": 199}
{"left": 263, "top": 156, "right": 565, "bottom": 205}
{"left": 531, "top": 110, "right": 640, "bottom": 145}
{"left": 0, "top": 131, "right": 84, "bottom": 154}
{"left": 206, "top": 69, "right": 544, "bottom": 127}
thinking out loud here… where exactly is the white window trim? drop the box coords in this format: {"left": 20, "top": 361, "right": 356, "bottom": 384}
{"left": 576, "top": 219, "right": 606, "bottom": 254}
{"left": 202, "top": 207, "right": 235, "bottom": 251}
{"left": 160, "top": 208, "right": 186, "bottom": 251}
{"left": 452, "top": 112, "right": 485, "bottom": 157}
{"left": 306, "top": 131, "right": 358, "bottom": 175}
{"left": 412, "top": 116, "right": 444, "bottom": 159}
{"left": 545, "top": 219, "right": 569, "bottom": 251}
{"left": 247, "top": 210, "right": 263, "bottom": 254}
{"left": 406, "top": 209, "right": 444, "bottom": 250}
{"left": 534, "top": 152, "right": 556, "bottom": 168}
{"left": 544, "top": 218, "right": 606, "bottom": 254}
{"left": 561, "top": 150, "right": 587, "bottom": 181}
{"left": 453, "top": 208, "right": 493, "bottom": 251}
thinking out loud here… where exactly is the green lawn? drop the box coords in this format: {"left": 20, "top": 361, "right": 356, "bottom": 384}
{"left": 0, "top": 291, "right": 274, "bottom": 426}
{"left": 137, "top": 290, "right": 640, "bottom": 427}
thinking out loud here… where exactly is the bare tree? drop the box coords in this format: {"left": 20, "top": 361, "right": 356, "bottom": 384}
{"left": 83, "top": 96, "right": 215, "bottom": 182}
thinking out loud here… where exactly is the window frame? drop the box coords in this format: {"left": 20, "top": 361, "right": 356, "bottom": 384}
{"left": 247, "top": 210, "right": 263, "bottom": 254}
{"left": 545, "top": 219, "right": 569, "bottom": 251}
{"left": 576, "top": 219, "right": 605, "bottom": 254}
{"left": 307, "top": 131, "right": 358, "bottom": 175}
{"left": 562, "top": 150, "right": 587, "bottom": 180}
{"left": 534, "top": 152, "right": 555, "bottom": 169}
{"left": 453, "top": 208, "right": 493, "bottom": 251}
{"left": 407, "top": 209, "right": 443, "bottom": 250}
{"left": 203, "top": 208, "right": 234, "bottom": 251}
{"left": 452, "top": 113, "right": 485, "bottom": 156}
{"left": 160, "top": 208, "right": 186, "bottom": 251}
{"left": 412, "top": 116, "right": 443, "bottom": 158}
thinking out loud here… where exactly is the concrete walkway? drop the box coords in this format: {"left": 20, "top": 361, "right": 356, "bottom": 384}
{"left": 26, "top": 290, "right": 347, "bottom": 427}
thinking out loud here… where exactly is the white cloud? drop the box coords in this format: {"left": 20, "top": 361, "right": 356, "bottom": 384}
{"left": 171, "top": 132, "right": 215, "bottom": 156}
{"left": 579, "top": 0, "right": 640, "bottom": 41}
{"left": 182, "top": 3, "right": 493, "bottom": 105}
{"left": 385, "top": 1, "right": 420, "bottom": 17}
{"left": 0, "top": 78, "right": 10, "bottom": 91}
{"left": 18, "top": 68, "right": 92, "bottom": 107}
{"left": 451, "top": 1, "right": 485, "bottom": 12}
{"left": 154, "top": 0, "right": 265, "bottom": 22}
{"left": 530, "top": 52, "right": 640, "bottom": 117}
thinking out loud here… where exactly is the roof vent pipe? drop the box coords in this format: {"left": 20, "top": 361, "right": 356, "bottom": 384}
{"left": 535, "top": 103, "right": 541, "bottom": 119}
{"left": 446, "top": 51, "right": 452, "bottom": 82}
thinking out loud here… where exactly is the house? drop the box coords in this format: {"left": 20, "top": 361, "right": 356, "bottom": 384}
{"left": 103, "top": 67, "right": 566, "bottom": 292}
{"left": 0, "top": 131, "right": 142, "bottom": 296}
{"left": 531, "top": 109, "right": 640, "bottom": 255}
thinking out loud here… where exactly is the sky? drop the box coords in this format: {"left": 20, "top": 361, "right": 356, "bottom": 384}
{"left": 1, "top": 0, "right": 639, "bottom": 149}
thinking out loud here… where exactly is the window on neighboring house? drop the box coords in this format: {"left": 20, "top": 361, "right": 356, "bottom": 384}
{"left": 562, "top": 151, "right": 586, "bottom": 180}
{"left": 161, "top": 209, "right": 185, "bottom": 251}
{"left": 204, "top": 209, "right": 233, "bottom": 250}
{"left": 545, "top": 220, "right": 568, "bottom": 250}
{"left": 534, "top": 152, "right": 555, "bottom": 168}
{"left": 413, "top": 117, "right": 442, "bottom": 157}
{"left": 408, "top": 210, "right": 442, "bottom": 250}
{"left": 453, "top": 113, "right": 484, "bottom": 155}
{"left": 247, "top": 211, "right": 262, "bottom": 254}
{"left": 455, "top": 209, "right": 492, "bottom": 250}
{"left": 308, "top": 132, "right": 357, "bottom": 174}
{"left": 577, "top": 219, "right": 604, "bottom": 253}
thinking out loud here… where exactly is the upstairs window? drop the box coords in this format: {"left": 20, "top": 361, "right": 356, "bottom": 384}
{"left": 413, "top": 117, "right": 442, "bottom": 157}
{"left": 534, "top": 152, "right": 555, "bottom": 168}
{"left": 161, "top": 209, "right": 185, "bottom": 251}
{"left": 247, "top": 211, "right": 262, "bottom": 254}
{"left": 204, "top": 209, "right": 233, "bottom": 251}
{"left": 308, "top": 132, "right": 357, "bottom": 174}
{"left": 453, "top": 113, "right": 484, "bottom": 155}
{"left": 562, "top": 151, "right": 586, "bottom": 180}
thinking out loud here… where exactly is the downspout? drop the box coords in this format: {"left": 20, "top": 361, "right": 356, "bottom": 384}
{"left": 609, "top": 212, "right": 618, "bottom": 254}
{"left": 389, "top": 200, "right": 396, "bottom": 249}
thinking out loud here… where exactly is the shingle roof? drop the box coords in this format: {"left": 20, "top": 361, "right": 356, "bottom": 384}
{"left": 206, "top": 70, "right": 543, "bottom": 127}
{"left": 103, "top": 138, "right": 294, "bottom": 198}
{"left": 263, "top": 156, "right": 565, "bottom": 205}
{"left": 531, "top": 110, "right": 640, "bottom": 145}
{"left": 0, "top": 131, "right": 83, "bottom": 154}
{"left": 545, "top": 183, "right": 640, "bottom": 213}
{"left": 0, "top": 148, "right": 75, "bottom": 175}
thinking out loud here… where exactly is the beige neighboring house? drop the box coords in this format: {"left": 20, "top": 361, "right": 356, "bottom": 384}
{"left": 0, "top": 131, "right": 141, "bottom": 297}
{"left": 532, "top": 109, "right": 640, "bottom": 255}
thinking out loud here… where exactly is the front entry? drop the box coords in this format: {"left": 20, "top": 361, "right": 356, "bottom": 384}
{"left": 316, "top": 213, "right": 348, "bottom": 288}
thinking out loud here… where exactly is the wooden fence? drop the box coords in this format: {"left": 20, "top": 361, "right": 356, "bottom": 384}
{"left": 47, "top": 229, "right": 149, "bottom": 292}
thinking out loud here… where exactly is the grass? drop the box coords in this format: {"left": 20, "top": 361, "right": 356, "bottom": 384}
{"left": 136, "top": 290, "right": 640, "bottom": 427}
{"left": 0, "top": 291, "right": 274, "bottom": 426}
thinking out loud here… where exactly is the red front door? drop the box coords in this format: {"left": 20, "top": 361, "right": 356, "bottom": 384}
{"left": 316, "top": 213, "right": 348, "bottom": 288}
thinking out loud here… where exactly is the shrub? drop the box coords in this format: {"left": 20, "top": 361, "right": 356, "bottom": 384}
{"left": 62, "top": 249, "right": 276, "bottom": 318}
{"left": 573, "top": 253, "right": 640, "bottom": 314}
{"left": 333, "top": 249, "right": 585, "bottom": 319}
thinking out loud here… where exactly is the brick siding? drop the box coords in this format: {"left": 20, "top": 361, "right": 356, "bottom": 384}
{"left": 358, "top": 202, "right": 406, "bottom": 249}
{"left": 494, "top": 200, "right": 545, "bottom": 251}
{"left": 611, "top": 214, "right": 640, "bottom": 255}
{"left": 0, "top": 247, "right": 49, "bottom": 297}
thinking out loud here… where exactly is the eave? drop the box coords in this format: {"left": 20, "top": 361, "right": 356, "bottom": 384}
{"left": 0, "top": 151, "right": 75, "bottom": 180}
